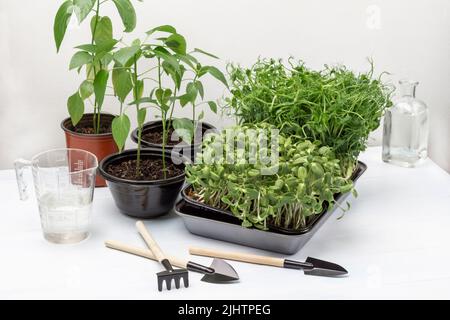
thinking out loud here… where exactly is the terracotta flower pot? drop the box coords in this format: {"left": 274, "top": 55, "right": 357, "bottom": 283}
{"left": 61, "top": 113, "right": 118, "bottom": 187}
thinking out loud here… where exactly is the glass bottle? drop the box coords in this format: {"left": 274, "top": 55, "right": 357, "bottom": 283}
{"left": 382, "top": 80, "right": 429, "bottom": 167}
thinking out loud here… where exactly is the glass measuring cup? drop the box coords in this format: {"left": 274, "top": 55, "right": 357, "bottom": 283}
{"left": 14, "top": 149, "right": 98, "bottom": 244}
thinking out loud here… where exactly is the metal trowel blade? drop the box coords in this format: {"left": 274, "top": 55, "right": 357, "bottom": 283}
{"left": 303, "top": 257, "right": 348, "bottom": 277}
{"left": 201, "top": 258, "right": 240, "bottom": 283}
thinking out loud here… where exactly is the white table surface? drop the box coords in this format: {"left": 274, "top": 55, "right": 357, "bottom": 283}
{"left": 1, "top": 147, "right": 450, "bottom": 300}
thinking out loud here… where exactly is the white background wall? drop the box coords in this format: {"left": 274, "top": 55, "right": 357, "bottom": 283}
{"left": 0, "top": 0, "right": 449, "bottom": 171}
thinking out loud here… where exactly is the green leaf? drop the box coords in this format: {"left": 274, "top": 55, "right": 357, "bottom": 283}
{"left": 205, "top": 66, "right": 228, "bottom": 88}
{"left": 112, "top": 114, "right": 130, "bottom": 151}
{"left": 131, "top": 38, "right": 141, "bottom": 46}
{"left": 100, "top": 52, "right": 113, "bottom": 68}
{"left": 194, "top": 81, "right": 204, "bottom": 99}
{"left": 207, "top": 101, "right": 217, "bottom": 113}
{"left": 96, "top": 39, "right": 118, "bottom": 53}
{"left": 198, "top": 65, "right": 209, "bottom": 77}
{"left": 179, "top": 82, "right": 198, "bottom": 107}
{"left": 85, "top": 61, "right": 101, "bottom": 81}
{"left": 111, "top": 0, "right": 136, "bottom": 33}
{"left": 162, "top": 61, "right": 184, "bottom": 89}
{"left": 198, "top": 110, "right": 205, "bottom": 121}
{"left": 69, "top": 51, "right": 92, "bottom": 70}
{"left": 73, "top": 0, "right": 95, "bottom": 23}
{"left": 137, "top": 108, "right": 147, "bottom": 126}
{"left": 155, "top": 88, "right": 172, "bottom": 107}
{"left": 172, "top": 118, "right": 194, "bottom": 143}
{"left": 153, "top": 49, "right": 180, "bottom": 74}
{"left": 79, "top": 80, "right": 94, "bottom": 99}
{"left": 112, "top": 68, "right": 133, "bottom": 102}
{"left": 91, "top": 16, "right": 113, "bottom": 46}
{"left": 113, "top": 45, "right": 140, "bottom": 67}
{"left": 54, "top": 0, "right": 74, "bottom": 52}
{"left": 164, "top": 33, "right": 186, "bottom": 55}
{"left": 75, "top": 44, "right": 96, "bottom": 53}
{"left": 67, "top": 91, "right": 84, "bottom": 125}
{"left": 128, "top": 97, "right": 158, "bottom": 106}
{"left": 146, "top": 25, "right": 177, "bottom": 35}
{"left": 94, "top": 69, "right": 109, "bottom": 108}
{"left": 193, "top": 48, "right": 219, "bottom": 59}
{"left": 177, "top": 53, "right": 196, "bottom": 69}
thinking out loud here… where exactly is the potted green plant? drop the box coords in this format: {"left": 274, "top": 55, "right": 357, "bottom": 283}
{"left": 98, "top": 26, "right": 219, "bottom": 218}
{"left": 176, "top": 124, "right": 365, "bottom": 254}
{"left": 225, "top": 58, "right": 393, "bottom": 178}
{"left": 129, "top": 27, "right": 228, "bottom": 161}
{"left": 54, "top": 0, "right": 139, "bottom": 186}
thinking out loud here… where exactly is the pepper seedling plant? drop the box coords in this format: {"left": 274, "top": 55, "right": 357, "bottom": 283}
{"left": 226, "top": 58, "right": 393, "bottom": 178}
{"left": 186, "top": 124, "right": 354, "bottom": 231}
{"left": 54, "top": 0, "right": 140, "bottom": 135}
{"left": 110, "top": 25, "right": 227, "bottom": 178}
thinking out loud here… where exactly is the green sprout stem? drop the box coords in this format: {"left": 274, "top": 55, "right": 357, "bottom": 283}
{"left": 133, "top": 57, "right": 142, "bottom": 175}
{"left": 91, "top": 0, "right": 101, "bottom": 134}
{"left": 157, "top": 58, "right": 167, "bottom": 179}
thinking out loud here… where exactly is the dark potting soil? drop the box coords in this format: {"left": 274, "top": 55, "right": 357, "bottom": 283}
{"left": 106, "top": 158, "right": 184, "bottom": 181}
{"left": 142, "top": 128, "right": 180, "bottom": 145}
{"left": 71, "top": 124, "right": 112, "bottom": 134}
{"left": 142, "top": 126, "right": 209, "bottom": 145}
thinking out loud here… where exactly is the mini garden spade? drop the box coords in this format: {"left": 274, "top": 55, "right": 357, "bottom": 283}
{"left": 104, "top": 240, "right": 239, "bottom": 283}
{"left": 189, "top": 247, "right": 348, "bottom": 277}
{"left": 136, "top": 221, "right": 189, "bottom": 291}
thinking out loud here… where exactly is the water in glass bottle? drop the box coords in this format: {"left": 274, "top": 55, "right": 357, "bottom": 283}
{"left": 382, "top": 80, "right": 429, "bottom": 167}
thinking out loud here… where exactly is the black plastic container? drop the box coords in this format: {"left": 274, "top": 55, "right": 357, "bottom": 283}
{"left": 176, "top": 161, "right": 367, "bottom": 254}
{"left": 130, "top": 120, "right": 217, "bottom": 161}
{"left": 99, "top": 149, "right": 186, "bottom": 218}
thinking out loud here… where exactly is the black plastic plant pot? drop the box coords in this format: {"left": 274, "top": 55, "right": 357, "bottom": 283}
{"left": 130, "top": 120, "right": 217, "bottom": 162}
{"left": 99, "top": 148, "right": 186, "bottom": 219}
{"left": 176, "top": 161, "right": 367, "bottom": 254}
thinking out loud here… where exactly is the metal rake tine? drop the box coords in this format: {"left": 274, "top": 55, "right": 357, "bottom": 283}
{"left": 184, "top": 275, "right": 189, "bottom": 288}
{"left": 174, "top": 277, "right": 181, "bottom": 289}
{"left": 166, "top": 278, "right": 172, "bottom": 290}
{"left": 136, "top": 221, "right": 189, "bottom": 291}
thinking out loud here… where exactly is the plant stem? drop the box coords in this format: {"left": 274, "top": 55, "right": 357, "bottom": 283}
{"left": 157, "top": 58, "right": 167, "bottom": 179}
{"left": 167, "top": 86, "right": 177, "bottom": 133}
{"left": 192, "top": 75, "right": 198, "bottom": 132}
{"left": 91, "top": 0, "right": 101, "bottom": 134}
{"left": 161, "top": 112, "right": 167, "bottom": 180}
{"left": 133, "top": 57, "right": 141, "bottom": 175}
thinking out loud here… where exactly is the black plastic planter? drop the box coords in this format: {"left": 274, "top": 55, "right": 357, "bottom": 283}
{"left": 99, "top": 149, "right": 186, "bottom": 218}
{"left": 176, "top": 161, "right": 367, "bottom": 254}
{"left": 131, "top": 120, "right": 217, "bottom": 162}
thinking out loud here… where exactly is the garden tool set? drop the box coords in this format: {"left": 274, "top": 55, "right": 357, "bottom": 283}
{"left": 105, "top": 221, "right": 347, "bottom": 291}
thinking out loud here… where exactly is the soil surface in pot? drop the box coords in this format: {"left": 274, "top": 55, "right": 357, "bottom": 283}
{"left": 106, "top": 158, "right": 184, "bottom": 181}
{"left": 69, "top": 124, "right": 112, "bottom": 134}
{"left": 142, "top": 126, "right": 209, "bottom": 146}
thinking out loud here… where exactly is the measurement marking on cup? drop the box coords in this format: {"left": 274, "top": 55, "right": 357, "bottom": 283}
{"left": 73, "top": 160, "right": 85, "bottom": 185}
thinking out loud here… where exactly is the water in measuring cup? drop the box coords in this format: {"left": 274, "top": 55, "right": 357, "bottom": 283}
{"left": 38, "top": 189, "right": 93, "bottom": 244}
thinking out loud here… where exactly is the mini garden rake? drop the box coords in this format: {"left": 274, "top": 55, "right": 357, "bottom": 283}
{"left": 136, "top": 221, "right": 189, "bottom": 291}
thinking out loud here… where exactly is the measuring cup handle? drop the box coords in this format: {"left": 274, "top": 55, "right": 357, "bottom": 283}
{"left": 14, "top": 158, "right": 32, "bottom": 201}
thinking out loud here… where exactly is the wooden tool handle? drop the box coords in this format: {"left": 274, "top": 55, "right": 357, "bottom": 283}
{"left": 136, "top": 221, "right": 166, "bottom": 263}
{"left": 189, "top": 247, "right": 285, "bottom": 267}
{"left": 105, "top": 240, "right": 187, "bottom": 268}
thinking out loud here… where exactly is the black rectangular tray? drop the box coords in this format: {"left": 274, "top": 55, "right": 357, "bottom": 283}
{"left": 175, "top": 161, "right": 367, "bottom": 254}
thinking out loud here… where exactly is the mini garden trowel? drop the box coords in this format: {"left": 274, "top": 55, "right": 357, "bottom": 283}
{"left": 189, "top": 246, "right": 348, "bottom": 277}
{"left": 105, "top": 240, "right": 239, "bottom": 283}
